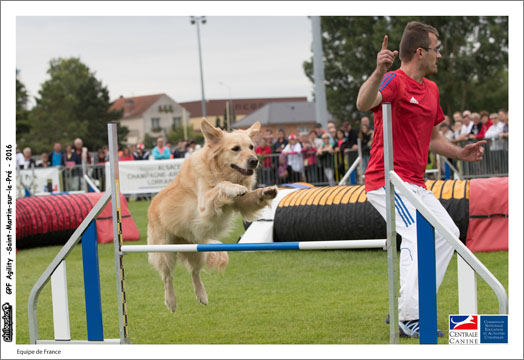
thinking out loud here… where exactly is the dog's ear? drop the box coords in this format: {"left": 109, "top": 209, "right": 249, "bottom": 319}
{"left": 201, "top": 118, "right": 223, "bottom": 143}
{"left": 246, "top": 121, "right": 261, "bottom": 138}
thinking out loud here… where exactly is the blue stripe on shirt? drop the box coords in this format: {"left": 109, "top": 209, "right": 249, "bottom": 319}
{"left": 379, "top": 73, "right": 396, "bottom": 91}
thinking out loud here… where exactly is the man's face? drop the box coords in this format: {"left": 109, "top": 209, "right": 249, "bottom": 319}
{"left": 54, "top": 143, "right": 61, "bottom": 152}
{"left": 361, "top": 117, "right": 370, "bottom": 127}
{"left": 498, "top": 111, "right": 506, "bottom": 122}
{"left": 74, "top": 140, "right": 82, "bottom": 149}
{"left": 422, "top": 33, "right": 442, "bottom": 76}
{"left": 157, "top": 138, "right": 164, "bottom": 147}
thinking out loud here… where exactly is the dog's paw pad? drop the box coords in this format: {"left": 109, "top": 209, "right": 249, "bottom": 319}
{"left": 263, "top": 187, "right": 277, "bottom": 199}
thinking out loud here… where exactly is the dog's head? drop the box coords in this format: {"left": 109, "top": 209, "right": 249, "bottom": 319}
{"left": 200, "top": 118, "right": 261, "bottom": 181}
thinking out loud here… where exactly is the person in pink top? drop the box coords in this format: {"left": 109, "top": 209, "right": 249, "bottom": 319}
{"left": 356, "top": 21, "right": 486, "bottom": 338}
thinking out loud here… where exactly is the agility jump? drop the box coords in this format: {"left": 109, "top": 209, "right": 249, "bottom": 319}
{"left": 28, "top": 103, "right": 507, "bottom": 345}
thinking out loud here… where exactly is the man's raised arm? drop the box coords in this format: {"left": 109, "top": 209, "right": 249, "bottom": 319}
{"left": 356, "top": 35, "right": 398, "bottom": 111}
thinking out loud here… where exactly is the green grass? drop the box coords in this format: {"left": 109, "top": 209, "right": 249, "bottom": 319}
{"left": 16, "top": 199, "right": 508, "bottom": 344}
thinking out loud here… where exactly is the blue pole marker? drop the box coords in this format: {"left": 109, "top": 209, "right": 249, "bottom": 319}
{"left": 350, "top": 171, "right": 356, "bottom": 185}
{"left": 416, "top": 211, "right": 438, "bottom": 344}
{"left": 444, "top": 162, "right": 450, "bottom": 180}
{"left": 197, "top": 242, "right": 300, "bottom": 252}
{"left": 81, "top": 221, "right": 104, "bottom": 341}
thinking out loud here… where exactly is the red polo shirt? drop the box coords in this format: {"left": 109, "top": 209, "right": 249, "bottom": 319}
{"left": 365, "top": 69, "right": 444, "bottom": 192}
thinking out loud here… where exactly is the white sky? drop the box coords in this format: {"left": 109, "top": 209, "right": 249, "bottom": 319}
{"left": 16, "top": 16, "right": 314, "bottom": 108}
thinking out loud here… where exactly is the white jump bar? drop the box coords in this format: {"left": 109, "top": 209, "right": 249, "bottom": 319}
{"left": 120, "top": 240, "right": 387, "bottom": 254}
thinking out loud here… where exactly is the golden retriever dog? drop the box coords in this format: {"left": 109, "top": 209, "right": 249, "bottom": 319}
{"left": 147, "top": 118, "right": 278, "bottom": 312}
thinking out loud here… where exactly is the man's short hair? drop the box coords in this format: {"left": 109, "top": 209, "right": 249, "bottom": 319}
{"left": 399, "top": 21, "right": 439, "bottom": 63}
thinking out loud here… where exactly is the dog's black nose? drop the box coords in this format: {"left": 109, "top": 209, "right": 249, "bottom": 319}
{"left": 248, "top": 157, "right": 259, "bottom": 169}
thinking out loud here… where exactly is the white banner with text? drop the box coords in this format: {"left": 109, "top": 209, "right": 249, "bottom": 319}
{"left": 105, "top": 159, "right": 185, "bottom": 194}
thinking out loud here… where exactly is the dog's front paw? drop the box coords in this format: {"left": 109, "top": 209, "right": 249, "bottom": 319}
{"left": 260, "top": 186, "right": 278, "bottom": 200}
{"left": 224, "top": 183, "right": 249, "bottom": 198}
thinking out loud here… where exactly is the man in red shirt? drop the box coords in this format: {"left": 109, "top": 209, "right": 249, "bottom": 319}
{"left": 357, "top": 21, "right": 486, "bottom": 338}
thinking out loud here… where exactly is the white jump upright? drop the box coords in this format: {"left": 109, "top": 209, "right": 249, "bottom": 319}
{"left": 381, "top": 102, "right": 508, "bottom": 344}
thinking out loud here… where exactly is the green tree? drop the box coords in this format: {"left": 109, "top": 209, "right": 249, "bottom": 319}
{"left": 16, "top": 70, "right": 31, "bottom": 138}
{"left": 23, "top": 57, "right": 127, "bottom": 153}
{"left": 303, "top": 16, "right": 508, "bottom": 126}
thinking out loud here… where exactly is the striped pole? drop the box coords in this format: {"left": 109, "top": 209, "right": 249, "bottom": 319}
{"left": 108, "top": 123, "right": 130, "bottom": 344}
{"left": 121, "top": 240, "right": 387, "bottom": 254}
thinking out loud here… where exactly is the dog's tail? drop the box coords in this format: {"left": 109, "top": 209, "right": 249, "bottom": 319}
{"left": 206, "top": 240, "right": 229, "bottom": 272}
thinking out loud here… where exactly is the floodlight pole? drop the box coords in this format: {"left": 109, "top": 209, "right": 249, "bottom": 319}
{"left": 191, "top": 16, "right": 207, "bottom": 118}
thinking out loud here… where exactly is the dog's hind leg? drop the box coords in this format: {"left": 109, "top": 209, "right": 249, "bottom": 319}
{"left": 179, "top": 252, "right": 208, "bottom": 305}
{"left": 147, "top": 225, "right": 178, "bottom": 312}
{"left": 149, "top": 252, "right": 178, "bottom": 312}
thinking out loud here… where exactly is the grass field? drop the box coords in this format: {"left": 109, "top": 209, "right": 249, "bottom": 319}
{"left": 16, "top": 199, "right": 508, "bottom": 344}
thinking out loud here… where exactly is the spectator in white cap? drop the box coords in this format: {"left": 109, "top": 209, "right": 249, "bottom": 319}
{"left": 134, "top": 143, "right": 150, "bottom": 160}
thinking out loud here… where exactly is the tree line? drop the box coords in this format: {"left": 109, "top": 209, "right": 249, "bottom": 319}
{"left": 303, "top": 16, "right": 508, "bottom": 125}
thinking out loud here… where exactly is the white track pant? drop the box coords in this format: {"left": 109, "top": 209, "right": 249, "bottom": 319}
{"left": 366, "top": 183, "right": 457, "bottom": 321}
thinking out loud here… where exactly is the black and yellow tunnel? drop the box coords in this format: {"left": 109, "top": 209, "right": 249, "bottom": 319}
{"left": 273, "top": 180, "right": 470, "bottom": 244}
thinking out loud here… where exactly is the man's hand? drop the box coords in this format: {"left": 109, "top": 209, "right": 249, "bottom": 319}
{"left": 377, "top": 35, "right": 399, "bottom": 74}
{"left": 460, "top": 140, "right": 487, "bottom": 162}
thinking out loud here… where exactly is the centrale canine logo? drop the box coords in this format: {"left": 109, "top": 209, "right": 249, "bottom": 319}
{"left": 450, "top": 315, "right": 478, "bottom": 330}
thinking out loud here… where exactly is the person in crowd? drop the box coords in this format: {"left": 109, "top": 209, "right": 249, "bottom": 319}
{"left": 92, "top": 148, "right": 107, "bottom": 189}
{"left": 21, "top": 147, "right": 36, "bottom": 169}
{"left": 184, "top": 140, "right": 198, "bottom": 159}
{"left": 265, "top": 128, "right": 275, "bottom": 146}
{"left": 308, "top": 129, "right": 323, "bottom": 150}
{"left": 73, "top": 138, "right": 91, "bottom": 164}
{"left": 497, "top": 109, "right": 507, "bottom": 126}
{"left": 19, "top": 147, "right": 36, "bottom": 169}
{"left": 120, "top": 146, "right": 135, "bottom": 161}
{"left": 452, "top": 111, "right": 462, "bottom": 124}
{"left": 342, "top": 121, "right": 359, "bottom": 151}
{"left": 316, "top": 133, "right": 336, "bottom": 186}
{"left": 442, "top": 115, "right": 451, "bottom": 127}
{"left": 451, "top": 119, "right": 463, "bottom": 143}
{"left": 282, "top": 134, "right": 305, "bottom": 183}
{"left": 37, "top": 153, "right": 50, "bottom": 168}
{"left": 48, "top": 142, "right": 64, "bottom": 167}
{"left": 132, "top": 143, "right": 148, "bottom": 160}
{"left": 356, "top": 21, "right": 485, "bottom": 338}
{"left": 456, "top": 110, "right": 473, "bottom": 141}
{"left": 358, "top": 123, "right": 374, "bottom": 171}
{"left": 273, "top": 128, "right": 289, "bottom": 154}
{"left": 102, "top": 145, "right": 110, "bottom": 161}
{"left": 16, "top": 146, "right": 25, "bottom": 168}
{"left": 361, "top": 116, "right": 373, "bottom": 130}
{"left": 165, "top": 142, "right": 174, "bottom": 159}
{"left": 467, "top": 112, "right": 482, "bottom": 139}
{"left": 328, "top": 126, "right": 337, "bottom": 146}
{"left": 499, "top": 111, "right": 508, "bottom": 140}
{"left": 333, "top": 128, "right": 351, "bottom": 180}
{"left": 469, "top": 111, "right": 491, "bottom": 140}
{"left": 314, "top": 123, "right": 324, "bottom": 139}
{"left": 301, "top": 138, "right": 318, "bottom": 183}
{"left": 277, "top": 154, "right": 290, "bottom": 185}
{"left": 96, "top": 149, "right": 107, "bottom": 164}
{"left": 152, "top": 137, "right": 171, "bottom": 160}
{"left": 255, "top": 137, "right": 273, "bottom": 185}
{"left": 63, "top": 143, "right": 81, "bottom": 191}
{"left": 172, "top": 140, "right": 186, "bottom": 159}
{"left": 439, "top": 122, "right": 454, "bottom": 140}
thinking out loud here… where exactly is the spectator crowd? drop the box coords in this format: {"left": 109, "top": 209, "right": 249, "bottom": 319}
{"left": 16, "top": 108, "right": 509, "bottom": 190}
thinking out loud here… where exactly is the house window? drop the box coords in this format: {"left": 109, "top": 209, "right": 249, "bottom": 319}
{"left": 298, "top": 126, "right": 310, "bottom": 135}
{"left": 172, "top": 117, "right": 182, "bottom": 130}
{"left": 151, "top": 117, "right": 161, "bottom": 131}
